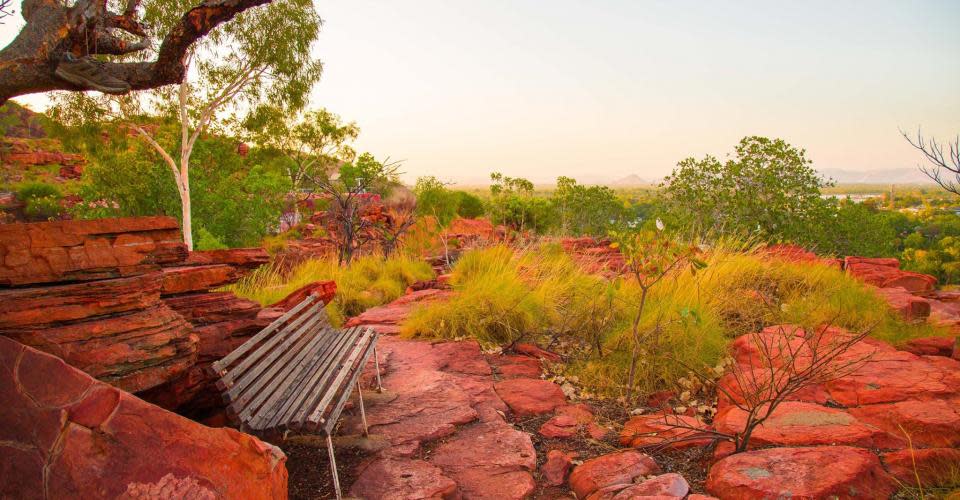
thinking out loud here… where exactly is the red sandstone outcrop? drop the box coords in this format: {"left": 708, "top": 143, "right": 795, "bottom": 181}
{"left": 0, "top": 336, "right": 287, "bottom": 499}
{"left": 183, "top": 247, "right": 270, "bottom": 270}
{"left": 0, "top": 216, "right": 187, "bottom": 285}
{"left": 560, "top": 237, "right": 626, "bottom": 274}
{"left": 0, "top": 272, "right": 197, "bottom": 393}
{"left": 0, "top": 137, "right": 86, "bottom": 170}
{"left": 344, "top": 288, "right": 454, "bottom": 334}
{"left": 567, "top": 450, "right": 661, "bottom": 499}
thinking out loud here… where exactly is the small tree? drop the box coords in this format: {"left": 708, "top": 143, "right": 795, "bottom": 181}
{"left": 553, "top": 176, "right": 624, "bottom": 236}
{"left": 311, "top": 153, "right": 400, "bottom": 264}
{"left": 243, "top": 106, "right": 359, "bottom": 223}
{"left": 658, "top": 324, "right": 874, "bottom": 453}
{"left": 610, "top": 222, "right": 704, "bottom": 403}
{"left": 414, "top": 176, "right": 459, "bottom": 226}
{"left": 490, "top": 172, "right": 540, "bottom": 233}
{"left": 378, "top": 189, "right": 418, "bottom": 257}
{"left": 903, "top": 130, "right": 960, "bottom": 195}
{"left": 660, "top": 136, "right": 834, "bottom": 244}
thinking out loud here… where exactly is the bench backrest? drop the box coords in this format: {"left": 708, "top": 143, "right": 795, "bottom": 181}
{"left": 211, "top": 294, "right": 378, "bottom": 433}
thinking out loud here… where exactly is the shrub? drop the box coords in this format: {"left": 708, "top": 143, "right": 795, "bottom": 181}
{"left": 405, "top": 239, "right": 949, "bottom": 399}
{"left": 17, "top": 181, "right": 63, "bottom": 221}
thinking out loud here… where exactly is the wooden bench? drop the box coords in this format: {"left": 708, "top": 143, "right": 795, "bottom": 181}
{"left": 211, "top": 293, "right": 381, "bottom": 498}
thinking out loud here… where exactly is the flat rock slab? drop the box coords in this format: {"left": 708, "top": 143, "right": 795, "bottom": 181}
{"left": 706, "top": 446, "right": 896, "bottom": 499}
{"left": 495, "top": 378, "right": 567, "bottom": 416}
{"left": 347, "top": 336, "right": 537, "bottom": 499}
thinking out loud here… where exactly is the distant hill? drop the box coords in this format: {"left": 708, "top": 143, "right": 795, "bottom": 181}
{"left": 818, "top": 168, "right": 934, "bottom": 185}
{"left": 611, "top": 174, "right": 653, "bottom": 186}
{"left": 0, "top": 101, "right": 48, "bottom": 139}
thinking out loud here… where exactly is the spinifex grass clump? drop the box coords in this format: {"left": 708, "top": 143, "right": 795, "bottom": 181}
{"left": 404, "top": 238, "right": 948, "bottom": 399}
{"left": 228, "top": 254, "right": 434, "bottom": 325}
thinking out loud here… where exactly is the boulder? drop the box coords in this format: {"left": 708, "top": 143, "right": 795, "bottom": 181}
{"left": 825, "top": 350, "right": 960, "bottom": 406}
{"left": 350, "top": 458, "right": 457, "bottom": 500}
{"left": 568, "top": 451, "right": 661, "bottom": 499}
{"left": 620, "top": 413, "right": 714, "bottom": 450}
{"left": 608, "top": 473, "right": 690, "bottom": 499}
{"left": 268, "top": 280, "right": 337, "bottom": 311}
{"left": 0, "top": 272, "right": 197, "bottom": 393}
{"left": 0, "top": 216, "right": 187, "bottom": 286}
{"left": 540, "top": 414, "right": 579, "bottom": 439}
{"left": 706, "top": 446, "right": 895, "bottom": 499}
{"left": 488, "top": 354, "right": 543, "bottom": 378}
{"left": 494, "top": 378, "right": 567, "bottom": 416}
{"left": 874, "top": 286, "right": 932, "bottom": 321}
{"left": 712, "top": 401, "right": 903, "bottom": 449}
{"left": 0, "top": 336, "right": 287, "bottom": 499}
{"left": 845, "top": 257, "right": 937, "bottom": 293}
{"left": 541, "top": 450, "right": 574, "bottom": 486}
{"left": 514, "top": 342, "right": 562, "bottom": 362}
{"left": 847, "top": 398, "right": 960, "bottom": 448}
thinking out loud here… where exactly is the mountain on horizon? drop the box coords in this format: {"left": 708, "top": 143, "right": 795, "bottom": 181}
{"left": 818, "top": 168, "right": 934, "bottom": 185}
{"left": 611, "top": 174, "right": 654, "bottom": 186}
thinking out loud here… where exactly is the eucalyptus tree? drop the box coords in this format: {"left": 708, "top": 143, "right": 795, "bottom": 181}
{"left": 242, "top": 105, "right": 359, "bottom": 223}
{"left": 51, "top": 0, "right": 321, "bottom": 249}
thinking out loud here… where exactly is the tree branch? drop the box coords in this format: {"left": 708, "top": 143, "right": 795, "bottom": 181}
{"left": 0, "top": 0, "right": 272, "bottom": 104}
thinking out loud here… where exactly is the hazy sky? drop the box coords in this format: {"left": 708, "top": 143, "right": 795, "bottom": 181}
{"left": 4, "top": 1, "right": 959, "bottom": 184}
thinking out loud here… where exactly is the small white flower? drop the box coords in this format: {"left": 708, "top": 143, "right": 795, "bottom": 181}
{"left": 655, "top": 218, "right": 665, "bottom": 231}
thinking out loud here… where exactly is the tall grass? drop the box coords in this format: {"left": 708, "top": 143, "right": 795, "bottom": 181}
{"left": 402, "top": 239, "right": 948, "bottom": 398}
{"left": 228, "top": 254, "right": 434, "bottom": 325}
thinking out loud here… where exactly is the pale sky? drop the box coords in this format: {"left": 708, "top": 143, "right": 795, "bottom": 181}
{"left": 3, "top": 0, "right": 959, "bottom": 185}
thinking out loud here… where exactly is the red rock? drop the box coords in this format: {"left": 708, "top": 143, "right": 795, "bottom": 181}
{"left": 540, "top": 414, "right": 579, "bottom": 438}
{"left": 688, "top": 495, "right": 720, "bottom": 500}
{"left": 0, "top": 336, "right": 287, "bottom": 499}
{"left": 541, "top": 450, "right": 575, "bottom": 486}
{"left": 763, "top": 244, "right": 841, "bottom": 269}
{"left": 902, "top": 336, "right": 957, "bottom": 357}
{"left": 609, "top": 473, "right": 690, "bottom": 499}
{"left": 0, "top": 272, "right": 197, "bottom": 393}
{"left": 515, "top": 342, "right": 562, "bottom": 362}
{"left": 826, "top": 350, "right": 960, "bottom": 406}
{"left": 568, "top": 451, "right": 661, "bottom": 499}
{"left": 183, "top": 247, "right": 269, "bottom": 270}
{"left": 706, "top": 446, "right": 895, "bottom": 499}
{"left": 646, "top": 390, "right": 676, "bottom": 409}
{"left": 874, "top": 286, "right": 932, "bottom": 321}
{"left": 881, "top": 448, "right": 960, "bottom": 486}
{"left": 489, "top": 354, "right": 543, "bottom": 378}
{"left": 350, "top": 458, "right": 457, "bottom": 499}
{"left": 0, "top": 216, "right": 187, "bottom": 286}
{"left": 345, "top": 289, "right": 453, "bottom": 334}
{"left": 713, "top": 401, "right": 902, "bottom": 449}
{"left": 430, "top": 420, "right": 537, "bottom": 499}
{"left": 847, "top": 398, "right": 960, "bottom": 448}
{"left": 620, "top": 414, "right": 714, "bottom": 450}
{"left": 268, "top": 280, "right": 337, "bottom": 311}
{"left": 845, "top": 257, "right": 937, "bottom": 293}
{"left": 163, "top": 291, "right": 261, "bottom": 325}
{"left": 160, "top": 264, "right": 240, "bottom": 295}
{"left": 495, "top": 378, "right": 567, "bottom": 416}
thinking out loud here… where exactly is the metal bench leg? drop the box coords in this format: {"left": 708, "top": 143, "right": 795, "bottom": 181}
{"left": 373, "top": 345, "right": 383, "bottom": 392}
{"left": 326, "top": 431, "right": 342, "bottom": 499}
{"left": 357, "top": 380, "right": 369, "bottom": 437}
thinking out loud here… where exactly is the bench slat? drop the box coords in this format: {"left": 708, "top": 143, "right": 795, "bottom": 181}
{"left": 212, "top": 294, "right": 317, "bottom": 374}
{"left": 246, "top": 326, "right": 356, "bottom": 429}
{"left": 236, "top": 325, "right": 337, "bottom": 422}
{"left": 321, "top": 336, "right": 378, "bottom": 434}
{"left": 257, "top": 326, "right": 362, "bottom": 431}
{"left": 301, "top": 328, "right": 376, "bottom": 428}
{"left": 226, "top": 305, "right": 329, "bottom": 406}
{"left": 220, "top": 300, "right": 327, "bottom": 390}
{"left": 274, "top": 327, "right": 366, "bottom": 430}
{"left": 224, "top": 302, "right": 323, "bottom": 401}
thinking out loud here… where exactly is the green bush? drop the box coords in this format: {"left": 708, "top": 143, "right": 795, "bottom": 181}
{"left": 17, "top": 182, "right": 63, "bottom": 221}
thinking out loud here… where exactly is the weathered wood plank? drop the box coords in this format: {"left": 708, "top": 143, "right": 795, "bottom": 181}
{"left": 260, "top": 327, "right": 360, "bottom": 430}
{"left": 211, "top": 294, "right": 317, "bottom": 374}
{"left": 302, "top": 328, "right": 376, "bottom": 428}
{"left": 321, "top": 335, "right": 378, "bottom": 434}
